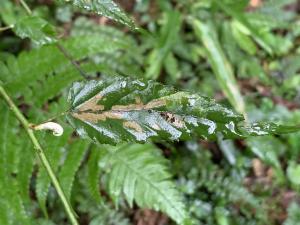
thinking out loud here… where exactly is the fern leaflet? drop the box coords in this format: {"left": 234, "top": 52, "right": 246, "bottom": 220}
{"left": 101, "top": 143, "right": 190, "bottom": 225}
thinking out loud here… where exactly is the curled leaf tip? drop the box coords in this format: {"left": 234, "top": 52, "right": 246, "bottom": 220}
{"left": 31, "top": 122, "right": 64, "bottom": 136}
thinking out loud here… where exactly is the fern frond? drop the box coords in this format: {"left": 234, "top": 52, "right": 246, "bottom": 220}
{"left": 284, "top": 202, "right": 300, "bottom": 225}
{"left": 87, "top": 146, "right": 102, "bottom": 202}
{"left": 71, "top": 17, "right": 136, "bottom": 46}
{"left": 17, "top": 135, "right": 35, "bottom": 203}
{"left": 36, "top": 129, "right": 71, "bottom": 216}
{"left": 58, "top": 139, "right": 90, "bottom": 200}
{"left": 0, "top": 104, "right": 32, "bottom": 225}
{"left": 199, "top": 170, "right": 260, "bottom": 209}
{"left": 1, "top": 34, "right": 136, "bottom": 107}
{"left": 102, "top": 143, "right": 190, "bottom": 225}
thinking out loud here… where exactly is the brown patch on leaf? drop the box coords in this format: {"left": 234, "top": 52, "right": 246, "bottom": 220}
{"left": 112, "top": 103, "right": 144, "bottom": 111}
{"left": 160, "top": 112, "right": 185, "bottom": 128}
{"left": 135, "top": 96, "right": 142, "bottom": 104}
{"left": 112, "top": 99, "right": 166, "bottom": 111}
{"left": 77, "top": 94, "right": 104, "bottom": 111}
{"left": 72, "top": 95, "right": 166, "bottom": 124}
{"left": 72, "top": 111, "right": 123, "bottom": 123}
{"left": 123, "top": 121, "right": 143, "bottom": 133}
{"left": 144, "top": 99, "right": 166, "bottom": 110}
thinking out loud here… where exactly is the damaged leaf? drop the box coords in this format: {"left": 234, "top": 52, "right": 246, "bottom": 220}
{"left": 67, "top": 76, "right": 300, "bottom": 145}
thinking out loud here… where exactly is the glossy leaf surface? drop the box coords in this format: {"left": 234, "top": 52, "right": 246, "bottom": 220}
{"left": 64, "top": 0, "right": 135, "bottom": 29}
{"left": 67, "top": 76, "right": 243, "bottom": 144}
{"left": 13, "top": 16, "right": 57, "bottom": 45}
{"left": 67, "top": 76, "right": 300, "bottom": 145}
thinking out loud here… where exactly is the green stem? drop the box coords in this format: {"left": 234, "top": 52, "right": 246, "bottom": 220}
{"left": 56, "top": 43, "right": 88, "bottom": 79}
{"left": 0, "top": 25, "right": 13, "bottom": 32}
{"left": 0, "top": 85, "right": 79, "bottom": 225}
{"left": 19, "top": 0, "right": 32, "bottom": 15}
{"left": 18, "top": 0, "right": 88, "bottom": 79}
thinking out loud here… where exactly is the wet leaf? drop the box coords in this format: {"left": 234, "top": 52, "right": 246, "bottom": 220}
{"left": 13, "top": 16, "right": 57, "bottom": 45}
{"left": 67, "top": 76, "right": 242, "bottom": 145}
{"left": 66, "top": 76, "right": 300, "bottom": 145}
{"left": 62, "top": 0, "right": 135, "bottom": 29}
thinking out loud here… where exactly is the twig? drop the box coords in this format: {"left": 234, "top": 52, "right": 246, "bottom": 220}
{"left": 0, "top": 25, "right": 13, "bottom": 32}
{"left": 0, "top": 85, "right": 79, "bottom": 225}
{"left": 56, "top": 43, "right": 88, "bottom": 79}
{"left": 19, "top": 0, "right": 32, "bottom": 15}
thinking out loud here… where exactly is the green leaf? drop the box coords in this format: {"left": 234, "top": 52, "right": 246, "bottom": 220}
{"left": 193, "top": 19, "right": 246, "bottom": 116}
{"left": 0, "top": 0, "right": 27, "bottom": 25}
{"left": 2, "top": 33, "right": 137, "bottom": 107}
{"left": 87, "top": 146, "right": 103, "bottom": 203}
{"left": 213, "top": 0, "right": 273, "bottom": 55}
{"left": 246, "top": 136, "right": 285, "bottom": 181}
{"left": 284, "top": 202, "right": 300, "bottom": 225}
{"left": 146, "top": 10, "right": 181, "bottom": 79}
{"left": 36, "top": 130, "right": 71, "bottom": 216}
{"left": 67, "top": 75, "right": 300, "bottom": 145}
{"left": 13, "top": 16, "right": 57, "bottom": 45}
{"left": 18, "top": 137, "right": 35, "bottom": 203}
{"left": 67, "top": 75, "right": 245, "bottom": 145}
{"left": 0, "top": 104, "right": 31, "bottom": 225}
{"left": 217, "top": 135, "right": 237, "bottom": 165}
{"left": 59, "top": 139, "right": 90, "bottom": 200}
{"left": 164, "top": 52, "right": 180, "bottom": 82}
{"left": 62, "top": 0, "right": 135, "bottom": 29}
{"left": 231, "top": 21, "right": 257, "bottom": 55}
{"left": 102, "top": 143, "right": 190, "bottom": 225}
{"left": 287, "top": 162, "right": 300, "bottom": 185}
{"left": 246, "top": 136, "right": 284, "bottom": 169}
{"left": 67, "top": 74, "right": 300, "bottom": 144}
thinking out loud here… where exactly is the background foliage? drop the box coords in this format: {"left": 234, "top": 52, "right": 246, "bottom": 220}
{"left": 1, "top": 0, "right": 300, "bottom": 225}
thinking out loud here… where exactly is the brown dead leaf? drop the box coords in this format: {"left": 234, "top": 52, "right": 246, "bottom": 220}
{"left": 252, "top": 158, "right": 265, "bottom": 178}
{"left": 134, "top": 209, "right": 169, "bottom": 225}
{"left": 249, "top": 0, "right": 262, "bottom": 8}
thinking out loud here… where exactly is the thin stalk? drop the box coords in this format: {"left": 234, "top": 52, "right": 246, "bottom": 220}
{"left": 56, "top": 43, "right": 88, "bottom": 79}
{"left": 19, "top": 0, "right": 32, "bottom": 15}
{"left": 18, "top": 0, "right": 88, "bottom": 79}
{"left": 0, "top": 85, "right": 79, "bottom": 225}
{"left": 0, "top": 25, "right": 13, "bottom": 32}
